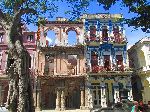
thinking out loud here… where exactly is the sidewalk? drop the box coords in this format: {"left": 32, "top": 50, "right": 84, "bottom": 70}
{"left": 41, "top": 109, "right": 91, "bottom": 112}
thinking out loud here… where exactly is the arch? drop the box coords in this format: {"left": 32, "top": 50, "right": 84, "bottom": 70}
{"left": 65, "top": 27, "right": 80, "bottom": 35}
{"left": 67, "top": 30, "right": 77, "bottom": 45}
{"left": 46, "top": 30, "right": 56, "bottom": 46}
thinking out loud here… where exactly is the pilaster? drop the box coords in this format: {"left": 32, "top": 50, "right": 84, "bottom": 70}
{"left": 61, "top": 88, "right": 66, "bottom": 111}
{"left": 100, "top": 84, "right": 107, "bottom": 108}
{"left": 55, "top": 88, "right": 61, "bottom": 111}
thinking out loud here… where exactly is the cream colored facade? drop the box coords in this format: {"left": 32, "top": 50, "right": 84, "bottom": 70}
{"left": 128, "top": 37, "right": 150, "bottom": 104}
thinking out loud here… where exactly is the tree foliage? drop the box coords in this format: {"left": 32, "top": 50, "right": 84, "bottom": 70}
{"left": 66, "top": 0, "right": 150, "bottom": 32}
{"left": 1, "top": 0, "right": 149, "bottom": 34}
{"left": 97, "top": 0, "right": 150, "bottom": 32}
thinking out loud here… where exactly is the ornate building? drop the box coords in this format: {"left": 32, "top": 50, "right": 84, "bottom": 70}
{"left": 0, "top": 25, "right": 37, "bottom": 106}
{"left": 81, "top": 14, "right": 133, "bottom": 108}
{"left": 128, "top": 37, "right": 150, "bottom": 104}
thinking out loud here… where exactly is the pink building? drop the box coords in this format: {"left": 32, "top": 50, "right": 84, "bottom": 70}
{"left": 0, "top": 25, "right": 37, "bottom": 105}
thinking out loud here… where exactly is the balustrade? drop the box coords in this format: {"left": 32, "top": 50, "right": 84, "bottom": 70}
{"left": 87, "top": 64, "right": 127, "bottom": 73}
{"left": 85, "top": 36, "right": 127, "bottom": 44}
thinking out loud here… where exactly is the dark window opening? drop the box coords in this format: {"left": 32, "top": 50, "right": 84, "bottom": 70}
{"left": 27, "top": 35, "right": 34, "bottom": 42}
{"left": 45, "top": 54, "right": 54, "bottom": 75}
{"left": 67, "top": 55, "right": 77, "bottom": 75}
{"left": 29, "top": 57, "right": 31, "bottom": 68}
{"left": 116, "top": 55, "right": 123, "bottom": 71}
{"left": 93, "top": 90, "right": 96, "bottom": 99}
{"left": 104, "top": 55, "right": 110, "bottom": 71}
{"left": 90, "top": 26, "right": 96, "bottom": 41}
{"left": 94, "top": 100, "right": 97, "bottom": 105}
{"left": 120, "top": 89, "right": 128, "bottom": 100}
{"left": 98, "top": 90, "right": 101, "bottom": 98}
{"left": 102, "top": 26, "right": 108, "bottom": 41}
{"left": 91, "top": 51, "right": 98, "bottom": 73}
{"left": 113, "top": 25, "right": 119, "bottom": 33}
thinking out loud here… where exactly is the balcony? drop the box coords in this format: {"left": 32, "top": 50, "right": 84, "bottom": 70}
{"left": 85, "top": 36, "right": 127, "bottom": 45}
{"left": 87, "top": 65, "right": 132, "bottom": 74}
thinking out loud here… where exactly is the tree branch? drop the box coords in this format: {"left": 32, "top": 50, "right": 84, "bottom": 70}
{"left": 13, "top": 0, "right": 28, "bottom": 13}
{"left": 13, "top": 8, "right": 37, "bottom": 25}
{"left": 0, "top": 9, "right": 8, "bottom": 30}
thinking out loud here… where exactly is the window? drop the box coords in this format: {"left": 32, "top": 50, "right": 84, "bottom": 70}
{"left": 0, "top": 33, "right": 3, "bottom": 43}
{"left": 27, "top": 35, "right": 34, "bottom": 42}
{"left": 91, "top": 51, "right": 98, "bottom": 73}
{"left": 104, "top": 55, "right": 110, "bottom": 71}
{"left": 113, "top": 25, "right": 119, "bottom": 33}
{"left": 90, "top": 26, "right": 96, "bottom": 41}
{"left": 102, "top": 26, "right": 108, "bottom": 41}
{"left": 116, "top": 55, "right": 123, "bottom": 65}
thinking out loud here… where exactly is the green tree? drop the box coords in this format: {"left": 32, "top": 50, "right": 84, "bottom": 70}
{"left": 0, "top": 0, "right": 58, "bottom": 112}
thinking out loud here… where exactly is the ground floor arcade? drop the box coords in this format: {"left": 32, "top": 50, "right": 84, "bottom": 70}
{"left": 34, "top": 75, "right": 88, "bottom": 111}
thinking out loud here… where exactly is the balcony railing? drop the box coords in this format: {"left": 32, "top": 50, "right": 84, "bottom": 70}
{"left": 88, "top": 65, "right": 131, "bottom": 73}
{"left": 85, "top": 36, "right": 127, "bottom": 44}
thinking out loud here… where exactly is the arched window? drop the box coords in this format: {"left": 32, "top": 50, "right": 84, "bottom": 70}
{"left": 46, "top": 30, "right": 55, "bottom": 46}
{"left": 67, "top": 31, "right": 77, "bottom": 45}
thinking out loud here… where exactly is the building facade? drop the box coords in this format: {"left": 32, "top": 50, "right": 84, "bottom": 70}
{"left": 0, "top": 14, "right": 133, "bottom": 111}
{"left": 33, "top": 14, "right": 133, "bottom": 111}
{"left": 128, "top": 37, "right": 150, "bottom": 104}
{"left": 81, "top": 14, "right": 133, "bottom": 108}
{"left": 34, "top": 18, "right": 88, "bottom": 111}
{"left": 0, "top": 25, "right": 37, "bottom": 106}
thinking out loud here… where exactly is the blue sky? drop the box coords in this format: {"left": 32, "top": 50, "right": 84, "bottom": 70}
{"left": 28, "top": 1, "right": 150, "bottom": 47}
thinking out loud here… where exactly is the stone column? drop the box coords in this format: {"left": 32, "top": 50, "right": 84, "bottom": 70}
{"left": 36, "top": 88, "right": 41, "bottom": 111}
{"left": 61, "top": 89, "right": 66, "bottom": 111}
{"left": 80, "top": 87, "right": 85, "bottom": 109}
{"left": 33, "top": 90, "right": 36, "bottom": 108}
{"left": 100, "top": 84, "right": 107, "bottom": 108}
{"left": 55, "top": 88, "right": 61, "bottom": 110}
{"left": 113, "top": 84, "right": 120, "bottom": 103}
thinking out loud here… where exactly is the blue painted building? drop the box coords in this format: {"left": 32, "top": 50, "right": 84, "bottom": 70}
{"left": 81, "top": 14, "right": 133, "bottom": 108}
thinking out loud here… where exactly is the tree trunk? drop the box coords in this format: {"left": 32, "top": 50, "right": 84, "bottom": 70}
{"left": 5, "top": 23, "right": 34, "bottom": 112}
